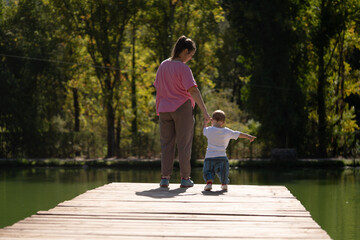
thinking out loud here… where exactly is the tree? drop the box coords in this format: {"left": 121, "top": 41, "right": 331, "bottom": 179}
{"left": 303, "top": 0, "right": 360, "bottom": 157}
{"left": 222, "top": 0, "right": 307, "bottom": 153}
{"left": 323, "top": 0, "right": 360, "bottom": 157}
{"left": 53, "top": 0, "right": 142, "bottom": 157}
{"left": 311, "top": 0, "right": 346, "bottom": 156}
{"left": 0, "top": 0, "right": 68, "bottom": 157}
{"left": 140, "top": 0, "right": 177, "bottom": 64}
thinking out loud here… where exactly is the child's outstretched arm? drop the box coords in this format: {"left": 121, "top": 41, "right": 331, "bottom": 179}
{"left": 239, "top": 133, "right": 256, "bottom": 142}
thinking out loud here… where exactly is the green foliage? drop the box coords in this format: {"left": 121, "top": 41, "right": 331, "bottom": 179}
{"left": 0, "top": 0, "right": 69, "bottom": 157}
{"left": 222, "top": 0, "right": 308, "bottom": 154}
{"left": 201, "top": 88, "right": 262, "bottom": 159}
{"left": 301, "top": 0, "right": 360, "bottom": 157}
{"left": 0, "top": 0, "right": 359, "bottom": 159}
{"left": 222, "top": 0, "right": 360, "bottom": 157}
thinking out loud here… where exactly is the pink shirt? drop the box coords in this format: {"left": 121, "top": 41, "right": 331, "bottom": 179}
{"left": 154, "top": 59, "right": 197, "bottom": 114}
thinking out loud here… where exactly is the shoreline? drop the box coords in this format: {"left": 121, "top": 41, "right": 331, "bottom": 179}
{"left": 0, "top": 157, "right": 359, "bottom": 168}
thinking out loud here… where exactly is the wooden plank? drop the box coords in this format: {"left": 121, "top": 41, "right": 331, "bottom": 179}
{"left": 19, "top": 216, "right": 319, "bottom": 227}
{"left": 0, "top": 183, "right": 331, "bottom": 239}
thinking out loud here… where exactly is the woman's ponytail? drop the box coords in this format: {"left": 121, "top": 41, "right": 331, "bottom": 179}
{"left": 171, "top": 35, "right": 196, "bottom": 59}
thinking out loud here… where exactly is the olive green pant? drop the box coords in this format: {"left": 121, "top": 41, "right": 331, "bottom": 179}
{"left": 159, "top": 100, "right": 194, "bottom": 178}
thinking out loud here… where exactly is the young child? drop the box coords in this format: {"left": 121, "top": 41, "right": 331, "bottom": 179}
{"left": 203, "top": 110, "right": 256, "bottom": 191}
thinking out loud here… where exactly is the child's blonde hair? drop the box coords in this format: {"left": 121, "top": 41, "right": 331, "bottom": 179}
{"left": 212, "top": 110, "right": 225, "bottom": 122}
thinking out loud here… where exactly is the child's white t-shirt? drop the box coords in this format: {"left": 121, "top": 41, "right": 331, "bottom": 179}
{"left": 203, "top": 126, "right": 241, "bottom": 158}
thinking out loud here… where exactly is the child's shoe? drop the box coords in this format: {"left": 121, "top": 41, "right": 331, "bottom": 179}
{"left": 221, "top": 184, "right": 228, "bottom": 191}
{"left": 180, "top": 178, "right": 194, "bottom": 188}
{"left": 204, "top": 181, "right": 212, "bottom": 191}
{"left": 160, "top": 178, "right": 169, "bottom": 188}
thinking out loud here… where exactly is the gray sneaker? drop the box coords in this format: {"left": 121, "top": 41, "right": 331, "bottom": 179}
{"left": 160, "top": 178, "right": 169, "bottom": 188}
{"left": 180, "top": 178, "right": 194, "bottom": 188}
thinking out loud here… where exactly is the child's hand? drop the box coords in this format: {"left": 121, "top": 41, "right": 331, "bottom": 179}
{"left": 239, "top": 133, "right": 256, "bottom": 141}
{"left": 248, "top": 136, "right": 256, "bottom": 142}
{"left": 203, "top": 116, "right": 211, "bottom": 128}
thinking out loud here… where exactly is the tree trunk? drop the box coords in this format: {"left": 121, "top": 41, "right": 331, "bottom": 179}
{"left": 72, "top": 88, "right": 80, "bottom": 132}
{"left": 72, "top": 88, "right": 80, "bottom": 156}
{"left": 116, "top": 115, "right": 121, "bottom": 157}
{"left": 317, "top": 45, "right": 327, "bottom": 157}
{"left": 106, "top": 101, "right": 115, "bottom": 158}
{"left": 333, "top": 31, "right": 346, "bottom": 155}
{"left": 131, "top": 20, "right": 138, "bottom": 156}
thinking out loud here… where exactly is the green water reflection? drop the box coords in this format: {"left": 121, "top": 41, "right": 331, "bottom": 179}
{"left": 0, "top": 167, "right": 359, "bottom": 240}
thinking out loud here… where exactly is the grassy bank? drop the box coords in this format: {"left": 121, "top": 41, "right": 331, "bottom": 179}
{"left": 0, "top": 158, "right": 359, "bottom": 168}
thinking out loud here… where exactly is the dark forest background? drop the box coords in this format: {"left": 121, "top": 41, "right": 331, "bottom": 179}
{"left": 1, "top": 0, "right": 359, "bottom": 159}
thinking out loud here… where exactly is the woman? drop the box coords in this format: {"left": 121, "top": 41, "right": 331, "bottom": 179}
{"left": 154, "top": 35, "right": 211, "bottom": 188}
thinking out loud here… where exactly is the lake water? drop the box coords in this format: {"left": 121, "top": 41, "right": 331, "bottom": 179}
{"left": 0, "top": 166, "right": 359, "bottom": 240}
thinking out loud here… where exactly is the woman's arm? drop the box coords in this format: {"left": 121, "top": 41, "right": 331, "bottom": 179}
{"left": 188, "top": 86, "right": 211, "bottom": 125}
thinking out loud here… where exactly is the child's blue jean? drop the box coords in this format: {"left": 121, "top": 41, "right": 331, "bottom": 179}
{"left": 203, "top": 157, "right": 230, "bottom": 184}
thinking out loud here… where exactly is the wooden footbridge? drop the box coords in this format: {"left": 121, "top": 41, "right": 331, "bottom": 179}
{"left": 0, "top": 183, "right": 331, "bottom": 239}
